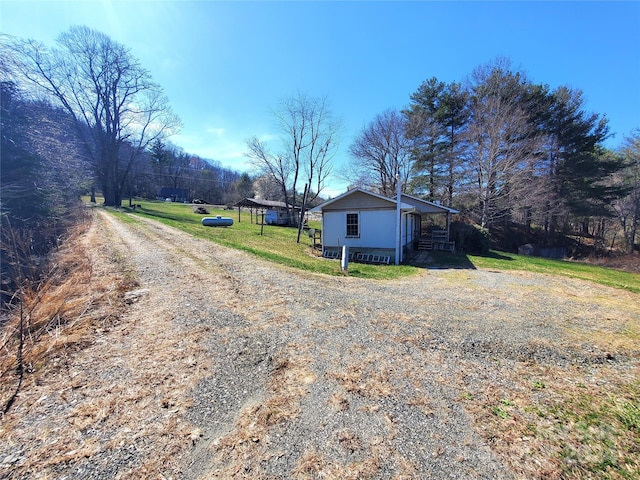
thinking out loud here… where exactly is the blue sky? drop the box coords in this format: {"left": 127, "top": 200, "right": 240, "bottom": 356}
{"left": 2, "top": 1, "right": 639, "bottom": 197}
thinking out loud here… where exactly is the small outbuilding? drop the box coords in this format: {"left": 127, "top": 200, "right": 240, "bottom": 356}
{"left": 310, "top": 188, "right": 458, "bottom": 264}
{"left": 234, "top": 198, "right": 300, "bottom": 226}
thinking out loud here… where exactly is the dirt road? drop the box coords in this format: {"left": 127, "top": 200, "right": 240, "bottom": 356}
{"left": 2, "top": 210, "right": 638, "bottom": 479}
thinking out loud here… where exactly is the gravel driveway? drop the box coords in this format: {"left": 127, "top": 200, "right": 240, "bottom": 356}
{"left": 3, "top": 210, "right": 638, "bottom": 479}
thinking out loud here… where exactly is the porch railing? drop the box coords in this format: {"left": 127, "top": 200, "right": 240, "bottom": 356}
{"left": 417, "top": 230, "right": 455, "bottom": 252}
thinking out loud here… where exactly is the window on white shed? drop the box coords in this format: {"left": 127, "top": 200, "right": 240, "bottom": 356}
{"left": 346, "top": 212, "right": 359, "bottom": 237}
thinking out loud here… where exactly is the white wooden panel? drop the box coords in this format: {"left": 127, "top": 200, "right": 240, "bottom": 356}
{"left": 360, "top": 210, "right": 396, "bottom": 247}
{"left": 322, "top": 210, "right": 397, "bottom": 249}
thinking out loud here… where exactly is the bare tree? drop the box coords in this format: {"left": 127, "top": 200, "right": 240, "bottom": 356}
{"left": 253, "top": 173, "right": 284, "bottom": 201}
{"left": 3, "top": 26, "right": 181, "bottom": 206}
{"left": 349, "top": 109, "right": 413, "bottom": 197}
{"left": 247, "top": 93, "right": 339, "bottom": 217}
{"left": 246, "top": 136, "right": 293, "bottom": 207}
{"left": 462, "top": 59, "right": 543, "bottom": 228}
{"left": 614, "top": 130, "right": 640, "bottom": 252}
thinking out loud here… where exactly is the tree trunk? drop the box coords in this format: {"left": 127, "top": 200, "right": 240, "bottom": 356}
{"left": 296, "top": 183, "right": 309, "bottom": 243}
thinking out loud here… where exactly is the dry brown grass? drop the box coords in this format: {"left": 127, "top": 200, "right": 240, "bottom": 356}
{"left": 327, "top": 392, "right": 350, "bottom": 412}
{"left": 0, "top": 211, "right": 214, "bottom": 479}
{"left": 329, "top": 353, "right": 395, "bottom": 399}
{"left": 586, "top": 252, "right": 640, "bottom": 274}
{"left": 292, "top": 448, "right": 382, "bottom": 480}
{"left": 459, "top": 361, "right": 640, "bottom": 480}
{"left": 0, "top": 216, "right": 134, "bottom": 412}
{"left": 290, "top": 427, "right": 426, "bottom": 480}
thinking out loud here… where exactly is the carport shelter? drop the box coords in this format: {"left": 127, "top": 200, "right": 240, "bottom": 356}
{"left": 234, "top": 198, "right": 299, "bottom": 225}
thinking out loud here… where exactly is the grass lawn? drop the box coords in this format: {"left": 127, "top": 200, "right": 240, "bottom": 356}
{"left": 467, "top": 250, "right": 640, "bottom": 294}
{"left": 110, "top": 199, "right": 417, "bottom": 280}
{"left": 98, "top": 199, "right": 640, "bottom": 291}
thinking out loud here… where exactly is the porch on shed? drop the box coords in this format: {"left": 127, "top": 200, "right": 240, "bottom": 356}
{"left": 396, "top": 194, "right": 458, "bottom": 253}
{"left": 416, "top": 229, "right": 455, "bottom": 253}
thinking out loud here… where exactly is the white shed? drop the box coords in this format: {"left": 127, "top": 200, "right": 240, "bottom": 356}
{"left": 310, "top": 189, "right": 419, "bottom": 264}
{"left": 311, "top": 189, "right": 459, "bottom": 264}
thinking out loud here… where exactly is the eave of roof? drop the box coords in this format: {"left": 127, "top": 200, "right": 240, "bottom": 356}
{"left": 310, "top": 188, "right": 438, "bottom": 213}
{"left": 394, "top": 193, "right": 459, "bottom": 214}
{"left": 310, "top": 188, "right": 415, "bottom": 213}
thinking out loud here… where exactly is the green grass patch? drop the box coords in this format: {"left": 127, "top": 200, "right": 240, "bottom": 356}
{"left": 492, "top": 406, "right": 510, "bottom": 419}
{"left": 112, "top": 200, "right": 418, "bottom": 280}
{"left": 543, "top": 381, "right": 640, "bottom": 479}
{"left": 92, "top": 199, "right": 640, "bottom": 289}
{"left": 468, "top": 250, "right": 640, "bottom": 294}
{"left": 107, "top": 208, "right": 139, "bottom": 225}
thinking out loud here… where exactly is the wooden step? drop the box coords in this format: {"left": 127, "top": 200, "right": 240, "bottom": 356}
{"left": 418, "top": 240, "right": 432, "bottom": 251}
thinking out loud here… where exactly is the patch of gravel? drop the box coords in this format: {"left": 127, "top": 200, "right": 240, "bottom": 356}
{"left": 3, "top": 210, "right": 638, "bottom": 479}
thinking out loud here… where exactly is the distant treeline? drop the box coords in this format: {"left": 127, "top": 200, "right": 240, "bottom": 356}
{"left": 0, "top": 81, "right": 246, "bottom": 302}
{"left": 1, "top": 26, "right": 258, "bottom": 303}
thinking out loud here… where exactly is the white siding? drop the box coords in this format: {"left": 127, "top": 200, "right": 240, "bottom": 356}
{"left": 322, "top": 210, "right": 397, "bottom": 249}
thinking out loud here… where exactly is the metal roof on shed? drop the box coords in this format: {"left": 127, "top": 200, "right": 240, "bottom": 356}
{"left": 235, "top": 198, "right": 294, "bottom": 209}
{"left": 394, "top": 193, "right": 459, "bottom": 214}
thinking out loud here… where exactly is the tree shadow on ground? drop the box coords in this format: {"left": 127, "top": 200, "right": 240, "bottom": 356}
{"left": 404, "top": 251, "right": 475, "bottom": 269}
{"left": 480, "top": 250, "right": 514, "bottom": 261}
{"left": 405, "top": 250, "right": 514, "bottom": 270}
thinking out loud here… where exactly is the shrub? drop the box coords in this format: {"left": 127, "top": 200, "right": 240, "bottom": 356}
{"left": 451, "top": 221, "right": 491, "bottom": 255}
